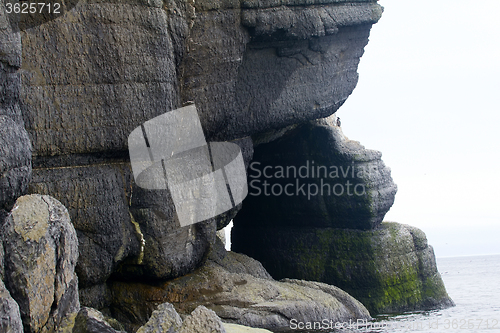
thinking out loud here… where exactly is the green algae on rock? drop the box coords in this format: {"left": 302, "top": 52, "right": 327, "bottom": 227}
{"left": 233, "top": 222, "right": 454, "bottom": 314}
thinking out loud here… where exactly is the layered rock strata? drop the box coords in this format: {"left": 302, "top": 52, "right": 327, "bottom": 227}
{"left": 17, "top": 0, "right": 382, "bottom": 309}
{"left": 0, "top": 2, "right": 32, "bottom": 223}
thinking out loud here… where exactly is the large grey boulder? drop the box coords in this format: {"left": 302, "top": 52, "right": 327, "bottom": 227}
{"left": 2, "top": 195, "right": 79, "bottom": 332}
{"left": 72, "top": 307, "right": 126, "bottom": 333}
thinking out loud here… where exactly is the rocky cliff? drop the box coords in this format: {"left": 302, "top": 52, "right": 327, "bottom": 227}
{"left": 233, "top": 118, "right": 453, "bottom": 314}
{"left": 18, "top": 0, "right": 382, "bottom": 309}
{"left": 0, "top": 0, "right": 455, "bottom": 331}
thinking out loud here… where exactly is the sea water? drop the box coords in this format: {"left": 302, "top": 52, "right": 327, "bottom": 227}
{"left": 281, "top": 254, "right": 500, "bottom": 333}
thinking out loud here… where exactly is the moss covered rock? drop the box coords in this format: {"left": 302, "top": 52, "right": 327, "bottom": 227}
{"left": 233, "top": 222, "right": 454, "bottom": 314}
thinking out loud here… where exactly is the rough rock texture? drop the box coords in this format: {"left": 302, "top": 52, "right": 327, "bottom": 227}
{"left": 235, "top": 117, "right": 397, "bottom": 231}
{"left": 235, "top": 222, "right": 454, "bottom": 314}
{"left": 71, "top": 307, "right": 126, "bottom": 333}
{"left": 178, "top": 306, "right": 226, "bottom": 333}
{"left": 184, "top": 1, "right": 382, "bottom": 140}
{"left": 2, "top": 194, "right": 80, "bottom": 332}
{"left": 136, "top": 303, "right": 182, "bottom": 333}
{"left": 16, "top": 0, "right": 382, "bottom": 317}
{"left": 0, "top": 116, "right": 32, "bottom": 215}
{"left": 232, "top": 118, "right": 452, "bottom": 314}
{"left": 56, "top": 307, "right": 127, "bottom": 333}
{"left": 0, "top": 278, "right": 24, "bottom": 333}
{"left": 0, "top": 1, "right": 32, "bottom": 223}
{"left": 0, "top": 0, "right": 22, "bottom": 124}
{"left": 109, "top": 238, "right": 370, "bottom": 332}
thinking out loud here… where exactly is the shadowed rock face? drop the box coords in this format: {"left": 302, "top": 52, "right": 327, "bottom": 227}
{"left": 234, "top": 117, "right": 397, "bottom": 231}
{"left": 0, "top": 3, "right": 32, "bottom": 222}
{"left": 232, "top": 118, "right": 453, "bottom": 314}
{"left": 18, "top": 0, "right": 382, "bottom": 304}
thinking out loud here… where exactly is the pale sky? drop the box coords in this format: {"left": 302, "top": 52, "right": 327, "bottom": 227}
{"left": 337, "top": 0, "right": 500, "bottom": 257}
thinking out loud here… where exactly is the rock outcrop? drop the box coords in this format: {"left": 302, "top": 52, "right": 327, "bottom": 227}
{"left": 232, "top": 118, "right": 453, "bottom": 314}
{"left": 235, "top": 221, "right": 454, "bottom": 314}
{"left": 0, "top": 116, "right": 32, "bottom": 217}
{"left": 236, "top": 117, "right": 397, "bottom": 231}
{"left": 109, "top": 238, "right": 371, "bottom": 332}
{"left": 1, "top": 194, "right": 80, "bottom": 332}
{"left": 0, "top": 0, "right": 32, "bottom": 224}
{"left": 0, "top": 0, "right": 455, "bottom": 327}
{"left": 15, "top": 0, "right": 383, "bottom": 311}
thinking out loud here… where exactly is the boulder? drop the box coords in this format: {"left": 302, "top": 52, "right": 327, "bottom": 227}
{"left": 234, "top": 117, "right": 397, "bottom": 231}
{"left": 109, "top": 239, "right": 370, "bottom": 332}
{"left": 178, "top": 306, "right": 226, "bottom": 333}
{"left": 72, "top": 307, "right": 126, "bottom": 333}
{"left": 2, "top": 195, "right": 79, "bottom": 332}
{"left": 234, "top": 221, "right": 454, "bottom": 314}
{"left": 136, "top": 303, "right": 182, "bottom": 333}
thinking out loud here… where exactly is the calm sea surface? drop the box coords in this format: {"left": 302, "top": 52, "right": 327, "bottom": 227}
{"left": 280, "top": 254, "right": 500, "bottom": 333}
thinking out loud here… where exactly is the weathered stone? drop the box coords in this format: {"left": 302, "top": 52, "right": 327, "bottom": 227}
{"left": 28, "top": 163, "right": 140, "bottom": 288}
{"left": 0, "top": 278, "right": 23, "bottom": 333}
{"left": 17, "top": 0, "right": 382, "bottom": 315}
{"left": 0, "top": 116, "right": 31, "bottom": 215}
{"left": 109, "top": 239, "right": 370, "bottom": 331}
{"left": 179, "top": 306, "right": 226, "bottom": 333}
{"left": 0, "top": 0, "right": 22, "bottom": 124}
{"left": 233, "top": 221, "right": 454, "bottom": 314}
{"left": 2, "top": 195, "right": 79, "bottom": 332}
{"left": 20, "top": 1, "right": 179, "bottom": 157}
{"left": 72, "top": 307, "right": 126, "bottom": 333}
{"left": 136, "top": 303, "right": 182, "bottom": 333}
{"left": 234, "top": 117, "right": 397, "bottom": 231}
{"left": 78, "top": 284, "right": 113, "bottom": 311}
